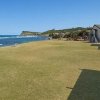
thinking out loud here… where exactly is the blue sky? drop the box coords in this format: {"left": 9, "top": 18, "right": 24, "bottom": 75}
{"left": 0, "top": 0, "right": 100, "bottom": 34}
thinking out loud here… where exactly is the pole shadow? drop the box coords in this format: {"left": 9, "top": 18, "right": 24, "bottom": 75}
{"left": 67, "top": 69, "right": 100, "bottom": 100}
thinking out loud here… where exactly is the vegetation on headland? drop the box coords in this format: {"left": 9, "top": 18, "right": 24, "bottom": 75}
{"left": 20, "top": 27, "right": 92, "bottom": 41}
{"left": 42, "top": 27, "right": 91, "bottom": 35}
{"left": 20, "top": 31, "right": 40, "bottom": 36}
{"left": 0, "top": 40, "right": 100, "bottom": 100}
{"left": 41, "top": 27, "right": 92, "bottom": 40}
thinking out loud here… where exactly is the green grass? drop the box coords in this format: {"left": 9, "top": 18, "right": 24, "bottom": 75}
{"left": 0, "top": 40, "right": 100, "bottom": 100}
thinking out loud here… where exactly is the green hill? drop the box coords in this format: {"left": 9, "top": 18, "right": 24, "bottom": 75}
{"left": 41, "top": 27, "right": 92, "bottom": 35}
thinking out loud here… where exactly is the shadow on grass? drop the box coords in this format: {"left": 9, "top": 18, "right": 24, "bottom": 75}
{"left": 67, "top": 69, "right": 100, "bottom": 100}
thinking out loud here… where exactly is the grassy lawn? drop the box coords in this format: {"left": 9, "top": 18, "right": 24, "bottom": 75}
{"left": 0, "top": 40, "right": 100, "bottom": 100}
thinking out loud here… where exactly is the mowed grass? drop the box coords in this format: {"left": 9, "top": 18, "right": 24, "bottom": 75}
{"left": 0, "top": 40, "right": 100, "bottom": 100}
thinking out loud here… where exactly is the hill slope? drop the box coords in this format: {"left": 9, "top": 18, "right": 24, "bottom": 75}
{"left": 41, "top": 27, "right": 92, "bottom": 35}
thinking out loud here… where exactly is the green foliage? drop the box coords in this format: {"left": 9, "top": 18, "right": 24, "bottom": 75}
{"left": 42, "top": 27, "right": 92, "bottom": 35}
{"left": 42, "top": 27, "right": 91, "bottom": 40}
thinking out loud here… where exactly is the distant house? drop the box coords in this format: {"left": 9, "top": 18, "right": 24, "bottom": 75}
{"left": 89, "top": 25, "right": 100, "bottom": 43}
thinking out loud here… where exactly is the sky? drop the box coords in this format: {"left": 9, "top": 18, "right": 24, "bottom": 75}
{"left": 0, "top": 0, "right": 100, "bottom": 35}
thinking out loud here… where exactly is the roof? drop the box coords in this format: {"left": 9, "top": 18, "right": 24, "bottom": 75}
{"left": 94, "top": 25, "right": 100, "bottom": 29}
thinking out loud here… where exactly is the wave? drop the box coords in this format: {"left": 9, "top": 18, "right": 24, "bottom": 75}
{"left": 0, "top": 35, "right": 38, "bottom": 39}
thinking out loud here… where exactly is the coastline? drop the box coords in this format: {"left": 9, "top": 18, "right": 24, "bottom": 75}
{"left": 0, "top": 35, "right": 48, "bottom": 47}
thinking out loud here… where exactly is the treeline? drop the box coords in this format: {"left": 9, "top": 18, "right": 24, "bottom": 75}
{"left": 42, "top": 27, "right": 92, "bottom": 41}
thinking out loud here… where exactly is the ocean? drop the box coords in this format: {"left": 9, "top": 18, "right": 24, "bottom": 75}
{"left": 0, "top": 35, "right": 48, "bottom": 47}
